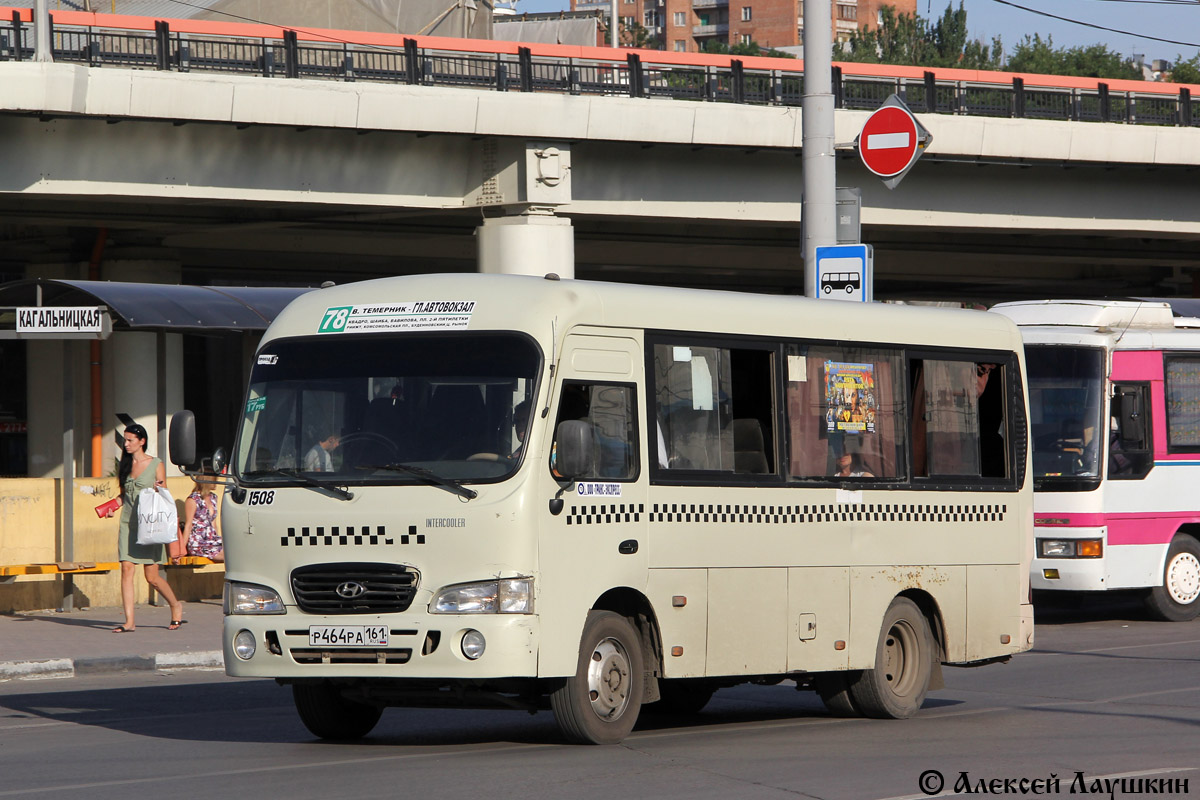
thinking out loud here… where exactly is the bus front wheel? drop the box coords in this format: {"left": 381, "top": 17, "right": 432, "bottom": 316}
{"left": 293, "top": 683, "right": 383, "bottom": 740}
{"left": 847, "top": 598, "right": 933, "bottom": 719}
{"left": 550, "top": 611, "right": 645, "bottom": 744}
{"left": 1144, "top": 536, "right": 1200, "bottom": 622}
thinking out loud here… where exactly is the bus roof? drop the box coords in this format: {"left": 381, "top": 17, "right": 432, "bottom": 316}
{"left": 264, "top": 273, "right": 1022, "bottom": 353}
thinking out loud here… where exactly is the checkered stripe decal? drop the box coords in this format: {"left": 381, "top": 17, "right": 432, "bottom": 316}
{"left": 650, "top": 503, "right": 1006, "bottom": 524}
{"left": 282, "top": 524, "right": 426, "bottom": 546}
{"left": 566, "top": 504, "right": 645, "bottom": 526}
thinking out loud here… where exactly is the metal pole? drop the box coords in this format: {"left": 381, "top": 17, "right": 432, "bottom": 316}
{"left": 610, "top": 0, "right": 618, "bottom": 48}
{"left": 34, "top": 0, "right": 52, "bottom": 62}
{"left": 156, "top": 331, "right": 167, "bottom": 465}
{"left": 800, "top": 0, "right": 835, "bottom": 298}
{"left": 61, "top": 341, "right": 75, "bottom": 611}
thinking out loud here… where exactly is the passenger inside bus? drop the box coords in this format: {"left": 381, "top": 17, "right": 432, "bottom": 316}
{"left": 834, "top": 451, "right": 874, "bottom": 478}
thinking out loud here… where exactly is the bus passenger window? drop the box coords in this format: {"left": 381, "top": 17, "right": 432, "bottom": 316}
{"left": 550, "top": 382, "right": 637, "bottom": 480}
{"left": 652, "top": 344, "right": 774, "bottom": 474}
{"left": 785, "top": 345, "right": 906, "bottom": 481}
{"left": 912, "top": 358, "right": 1008, "bottom": 479}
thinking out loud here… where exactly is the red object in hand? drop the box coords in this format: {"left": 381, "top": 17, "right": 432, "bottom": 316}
{"left": 94, "top": 497, "right": 121, "bottom": 518}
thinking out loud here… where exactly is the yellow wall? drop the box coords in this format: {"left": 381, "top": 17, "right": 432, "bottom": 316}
{"left": 0, "top": 477, "right": 222, "bottom": 614}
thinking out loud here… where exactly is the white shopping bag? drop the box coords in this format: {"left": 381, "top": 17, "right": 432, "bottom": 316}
{"left": 136, "top": 486, "right": 179, "bottom": 545}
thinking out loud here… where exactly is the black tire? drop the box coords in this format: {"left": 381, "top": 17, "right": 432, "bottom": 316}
{"left": 814, "top": 671, "right": 864, "bottom": 717}
{"left": 847, "top": 597, "right": 933, "bottom": 719}
{"left": 1144, "top": 536, "right": 1200, "bottom": 622}
{"left": 651, "top": 679, "right": 716, "bottom": 715}
{"left": 550, "top": 611, "right": 645, "bottom": 744}
{"left": 292, "top": 683, "right": 383, "bottom": 740}
{"left": 823, "top": 285, "right": 832, "bottom": 294}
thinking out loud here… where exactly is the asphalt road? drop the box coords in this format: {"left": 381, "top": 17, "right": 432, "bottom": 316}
{"left": 1, "top": 596, "right": 1197, "bottom": 800}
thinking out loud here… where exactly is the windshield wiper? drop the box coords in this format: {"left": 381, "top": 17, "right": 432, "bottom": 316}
{"left": 360, "top": 463, "right": 478, "bottom": 500}
{"left": 255, "top": 468, "right": 354, "bottom": 501}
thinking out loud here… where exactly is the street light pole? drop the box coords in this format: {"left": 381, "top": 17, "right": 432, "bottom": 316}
{"left": 800, "top": 0, "right": 835, "bottom": 297}
{"left": 34, "top": 0, "right": 53, "bottom": 62}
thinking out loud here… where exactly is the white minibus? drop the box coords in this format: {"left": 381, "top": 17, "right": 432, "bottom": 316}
{"left": 172, "top": 273, "right": 1034, "bottom": 744}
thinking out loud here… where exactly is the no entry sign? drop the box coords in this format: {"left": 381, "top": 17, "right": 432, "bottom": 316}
{"left": 855, "top": 96, "right": 931, "bottom": 188}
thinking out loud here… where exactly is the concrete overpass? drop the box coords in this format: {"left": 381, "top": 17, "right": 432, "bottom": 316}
{"left": 2, "top": 9, "right": 1199, "bottom": 301}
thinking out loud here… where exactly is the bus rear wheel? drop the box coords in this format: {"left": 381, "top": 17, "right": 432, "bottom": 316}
{"left": 815, "top": 671, "right": 864, "bottom": 717}
{"left": 1144, "top": 536, "right": 1200, "bottom": 622}
{"left": 550, "top": 611, "right": 645, "bottom": 744}
{"left": 847, "top": 598, "right": 933, "bottom": 719}
{"left": 293, "top": 682, "right": 383, "bottom": 740}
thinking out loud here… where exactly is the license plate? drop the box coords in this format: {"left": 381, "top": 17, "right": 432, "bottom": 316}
{"left": 308, "top": 625, "right": 389, "bottom": 647}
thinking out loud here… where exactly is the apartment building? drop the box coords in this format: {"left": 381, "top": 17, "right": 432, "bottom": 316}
{"left": 571, "top": 0, "right": 916, "bottom": 53}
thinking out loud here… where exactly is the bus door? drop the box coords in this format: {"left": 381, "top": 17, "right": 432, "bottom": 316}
{"left": 536, "top": 333, "right": 648, "bottom": 674}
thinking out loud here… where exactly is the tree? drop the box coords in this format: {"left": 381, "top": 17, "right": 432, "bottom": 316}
{"left": 1006, "top": 34, "right": 1140, "bottom": 80}
{"left": 1168, "top": 53, "right": 1200, "bottom": 85}
{"left": 601, "top": 20, "right": 661, "bottom": 49}
{"left": 840, "top": 3, "right": 1000, "bottom": 70}
{"left": 701, "top": 39, "right": 796, "bottom": 59}
{"left": 620, "top": 20, "right": 661, "bottom": 50}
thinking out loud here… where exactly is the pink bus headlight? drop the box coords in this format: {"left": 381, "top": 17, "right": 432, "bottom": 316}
{"left": 1037, "top": 538, "right": 1103, "bottom": 558}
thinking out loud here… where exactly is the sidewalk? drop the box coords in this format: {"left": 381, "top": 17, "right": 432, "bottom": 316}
{"left": 0, "top": 600, "right": 224, "bottom": 681}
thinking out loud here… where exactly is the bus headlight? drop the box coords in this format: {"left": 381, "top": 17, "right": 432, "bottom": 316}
{"left": 431, "top": 577, "right": 534, "bottom": 614}
{"left": 224, "top": 581, "right": 287, "bottom": 614}
{"left": 1038, "top": 538, "right": 1103, "bottom": 559}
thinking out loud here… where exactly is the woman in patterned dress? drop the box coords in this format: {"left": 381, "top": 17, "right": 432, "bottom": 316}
{"left": 183, "top": 474, "right": 224, "bottom": 562}
{"left": 105, "top": 424, "right": 184, "bottom": 633}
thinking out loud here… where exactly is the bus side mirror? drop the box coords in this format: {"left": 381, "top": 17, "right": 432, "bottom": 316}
{"left": 555, "top": 420, "right": 594, "bottom": 480}
{"left": 1118, "top": 391, "right": 1144, "bottom": 444}
{"left": 211, "top": 447, "right": 228, "bottom": 475}
{"left": 169, "top": 411, "right": 196, "bottom": 467}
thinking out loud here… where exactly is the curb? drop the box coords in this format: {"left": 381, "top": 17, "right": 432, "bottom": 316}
{"left": 0, "top": 651, "right": 224, "bottom": 681}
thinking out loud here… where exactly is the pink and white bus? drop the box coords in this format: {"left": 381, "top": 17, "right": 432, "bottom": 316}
{"left": 994, "top": 299, "right": 1200, "bottom": 621}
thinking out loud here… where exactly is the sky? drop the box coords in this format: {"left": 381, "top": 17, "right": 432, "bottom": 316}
{"left": 509, "top": 0, "right": 1200, "bottom": 63}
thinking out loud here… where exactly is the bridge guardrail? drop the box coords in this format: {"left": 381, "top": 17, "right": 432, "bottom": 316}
{"left": 0, "top": 8, "right": 1196, "bottom": 128}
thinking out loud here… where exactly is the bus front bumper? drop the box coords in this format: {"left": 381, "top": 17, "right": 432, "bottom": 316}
{"left": 1031, "top": 526, "right": 1107, "bottom": 591}
{"left": 222, "top": 611, "right": 540, "bottom": 680}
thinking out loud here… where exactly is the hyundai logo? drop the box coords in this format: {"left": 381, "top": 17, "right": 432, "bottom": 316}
{"left": 335, "top": 581, "right": 367, "bottom": 599}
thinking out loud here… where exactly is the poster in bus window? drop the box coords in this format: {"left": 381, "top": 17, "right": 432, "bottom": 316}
{"left": 825, "top": 361, "right": 876, "bottom": 434}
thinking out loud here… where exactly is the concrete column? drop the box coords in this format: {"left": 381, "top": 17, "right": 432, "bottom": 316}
{"left": 101, "top": 261, "right": 184, "bottom": 476}
{"left": 477, "top": 213, "right": 575, "bottom": 279}
{"left": 108, "top": 331, "right": 184, "bottom": 473}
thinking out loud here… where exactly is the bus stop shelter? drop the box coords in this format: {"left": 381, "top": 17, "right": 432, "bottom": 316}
{"left": 0, "top": 278, "right": 313, "bottom": 608}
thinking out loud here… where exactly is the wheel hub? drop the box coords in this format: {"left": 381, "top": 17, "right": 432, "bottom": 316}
{"left": 586, "top": 637, "right": 630, "bottom": 720}
{"left": 882, "top": 621, "right": 918, "bottom": 696}
{"left": 1166, "top": 552, "right": 1200, "bottom": 605}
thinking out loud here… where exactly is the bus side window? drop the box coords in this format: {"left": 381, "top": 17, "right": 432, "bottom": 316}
{"left": 652, "top": 344, "right": 774, "bottom": 474}
{"left": 786, "top": 345, "right": 906, "bottom": 480}
{"left": 1110, "top": 384, "right": 1152, "bottom": 479}
{"left": 912, "top": 358, "right": 1008, "bottom": 479}
{"left": 550, "top": 382, "right": 638, "bottom": 480}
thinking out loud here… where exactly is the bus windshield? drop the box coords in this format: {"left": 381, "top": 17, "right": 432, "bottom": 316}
{"left": 235, "top": 333, "right": 541, "bottom": 485}
{"left": 1025, "top": 345, "right": 1105, "bottom": 489}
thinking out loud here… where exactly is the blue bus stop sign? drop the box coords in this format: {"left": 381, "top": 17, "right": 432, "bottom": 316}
{"left": 815, "top": 244, "right": 872, "bottom": 302}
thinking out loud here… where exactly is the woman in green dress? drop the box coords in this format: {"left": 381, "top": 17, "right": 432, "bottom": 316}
{"left": 107, "top": 423, "right": 184, "bottom": 633}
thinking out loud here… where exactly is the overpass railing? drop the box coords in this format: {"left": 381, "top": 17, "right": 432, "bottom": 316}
{"left": 0, "top": 8, "right": 1196, "bottom": 128}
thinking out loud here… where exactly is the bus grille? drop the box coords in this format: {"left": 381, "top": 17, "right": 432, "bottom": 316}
{"left": 290, "top": 563, "right": 418, "bottom": 614}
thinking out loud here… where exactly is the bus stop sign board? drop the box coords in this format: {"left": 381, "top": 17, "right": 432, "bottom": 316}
{"left": 815, "top": 243, "right": 872, "bottom": 303}
{"left": 856, "top": 95, "right": 931, "bottom": 189}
